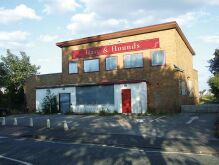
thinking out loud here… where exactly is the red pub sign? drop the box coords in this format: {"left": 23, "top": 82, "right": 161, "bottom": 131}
{"left": 71, "top": 38, "right": 160, "bottom": 59}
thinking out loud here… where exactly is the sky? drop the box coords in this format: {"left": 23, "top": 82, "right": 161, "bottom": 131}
{"left": 0, "top": 0, "right": 219, "bottom": 91}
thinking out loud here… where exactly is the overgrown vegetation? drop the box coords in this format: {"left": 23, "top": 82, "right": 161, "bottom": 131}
{"left": 41, "top": 90, "right": 59, "bottom": 114}
{"left": 199, "top": 94, "right": 217, "bottom": 104}
{"left": 208, "top": 49, "right": 219, "bottom": 101}
{"left": 0, "top": 50, "right": 39, "bottom": 113}
{"left": 99, "top": 108, "right": 118, "bottom": 116}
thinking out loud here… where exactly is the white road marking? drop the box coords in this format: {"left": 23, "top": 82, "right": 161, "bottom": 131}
{"left": 136, "top": 119, "right": 145, "bottom": 123}
{"left": 34, "top": 138, "right": 216, "bottom": 156}
{"left": 150, "top": 116, "right": 166, "bottom": 122}
{"left": 0, "top": 136, "right": 8, "bottom": 139}
{"left": 186, "top": 116, "right": 199, "bottom": 125}
{"left": 0, "top": 155, "right": 32, "bottom": 165}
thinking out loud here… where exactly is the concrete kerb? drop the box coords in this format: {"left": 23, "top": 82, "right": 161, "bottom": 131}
{"left": 181, "top": 104, "right": 219, "bottom": 113}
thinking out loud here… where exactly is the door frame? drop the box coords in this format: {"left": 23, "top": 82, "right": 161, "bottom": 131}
{"left": 59, "top": 93, "right": 71, "bottom": 113}
{"left": 121, "top": 88, "right": 132, "bottom": 113}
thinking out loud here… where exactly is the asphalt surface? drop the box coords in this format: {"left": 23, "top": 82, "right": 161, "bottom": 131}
{"left": 0, "top": 136, "right": 219, "bottom": 165}
{"left": 0, "top": 113, "right": 219, "bottom": 164}
{"left": 0, "top": 113, "right": 217, "bottom": 139}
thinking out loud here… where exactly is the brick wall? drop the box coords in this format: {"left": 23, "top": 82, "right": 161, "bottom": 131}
{"left": 24, "top": 28, "right": 198, "bottom": 112}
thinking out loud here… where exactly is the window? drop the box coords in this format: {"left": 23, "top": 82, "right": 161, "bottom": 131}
{"left": 76, "top": 85, "right": 114, "bottom": 105}
{"left": 124, "top": 53, "right": 143, "bottom": 68}
{"left": 151, "top": 50, "right": 165, "bottom": 66}
{"left": 106, "top": 56, "right": 117, "bottom": 70}
{"left": 179, "top": 80, "right": 187, "bottom": 96}
{"left": 69, "top": 61, "right": 78, "bottom": 74}
{"left": 187, "top": 80, "right": 193, "bottom": 96}
{"left": 84, "top": 59, "right": 99, "bottom": 72}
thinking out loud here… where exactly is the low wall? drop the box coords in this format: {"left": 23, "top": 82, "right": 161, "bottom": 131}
{"left": 181, "top": 104, "right": 219, "bottom": 113}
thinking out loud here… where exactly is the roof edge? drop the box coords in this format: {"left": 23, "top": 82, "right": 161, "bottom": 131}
{"left": 56, "top": 21, "right": 195, "bottom": 55}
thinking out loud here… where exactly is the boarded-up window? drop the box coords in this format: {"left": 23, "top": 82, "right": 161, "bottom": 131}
{"left": 151, "top": 50, "right": 165, "bottom": 66}
{"left": 179, "top": 80, "right": 187, "bottom": 96}
{"left": 76, "top": 85, "right": 114, "bottom": 105}
{"left": 69, "top": 61, "right": 78, "bottom": 74}
{"left": 106, "top": 56, "right": 117, "bottom": 70}
{"left": 188, "top": 80, "right": 193, "bottom": 96}
{"left": 124, "top": 53, "right": 143, "bottom": 68}
{"left": 84, "top": 59, "right": 99, "bottom": 72}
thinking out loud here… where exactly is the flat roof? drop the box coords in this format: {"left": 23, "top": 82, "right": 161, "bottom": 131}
{"left": 56, "top": 21, "right": 195, "bottom": 55}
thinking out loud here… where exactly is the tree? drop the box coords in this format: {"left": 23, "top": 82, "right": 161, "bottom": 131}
{"left": 0, "top": 49, "right": 40, "bottom": 111}
{"left": 0, "top": 62, "right": 8, "bottom": 87}
{"left": 209, "top": 49, "right": 219, "bottom": 75}
{"left": 208, "top": 75, "right": 219, "bottom": 100}
{"left": 208, "top": 49, "right": 219, "bottom": 101}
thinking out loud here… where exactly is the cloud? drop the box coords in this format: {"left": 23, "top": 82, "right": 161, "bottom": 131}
{"left": 80, "top": 0, "right": 215, "bottom": 19}
{"left": 66, "top": 9, "right": 160, "bottom": 36}
{"left": 42, "top": 0, "right": 81, "bottom": 14}
{"left": 190, "top": 0, "right": 219, "bottom": 5}
{"left": 0, "top": 31, "right": 33, "bottom": 50}
{"left": 161, "top": 11, "right": 209, "bottom": 27}
{"left": 200, "top": 35, "right": 219, "bottom": 44}
{"left": 66, "top": 0, "right": 212, "bottom": 36}
{"left": 39, "top": 35, "right": 58, "bottom": 43}
{"left": 0, "top": 4, "right": 41, "bottom": 24}
{"left": 66, "top": 12, "right": 133, "bottom": 36}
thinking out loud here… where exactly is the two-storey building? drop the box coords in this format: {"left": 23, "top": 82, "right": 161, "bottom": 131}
{"left": 24, "top": 21, "right": 199, "bottom": 113}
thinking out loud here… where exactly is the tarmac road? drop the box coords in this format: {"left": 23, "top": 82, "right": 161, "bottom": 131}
{"left": 0, "top": 135, "right": 219, "bottom": 165}
{"left": 0, "top": 113, "right": 219, "bottom": 164}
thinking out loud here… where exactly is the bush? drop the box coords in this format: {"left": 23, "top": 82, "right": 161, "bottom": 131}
{"left": 42, "top": 90, "right": 58, "bottom": 114}
{"left": 99, "top": 108, "right": 119, "bottom": 116}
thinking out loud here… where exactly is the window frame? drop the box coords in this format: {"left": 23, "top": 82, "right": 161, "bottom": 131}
{"left": 68, "top": 61, "right": 78, "bottom": 74}
{"left": 123, "top": 53, "right": 144, "bottom": 69}
{"left": 105, "top": 56, "right": 118, "bottom": 71}
{"left": 151, "top": 50, "right": 166, "bottom": 66}
{"left": 83, "top": 58, "right": 100, "bottom": 73}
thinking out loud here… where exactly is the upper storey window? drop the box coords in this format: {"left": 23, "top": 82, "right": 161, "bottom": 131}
{"left": 124, "top": 53, "right": 143, "bottom": 68}
{"left": 84, "top": 59, "right": 99, "bottom": 72}
{"left": 151, "top": 50, "right": 165, "bottom": 66}
{"left": 106, "top": 56, "right": 117, "bottom": 70}
{"left": 69, "top": 61, "right": 78, "bottom": 74}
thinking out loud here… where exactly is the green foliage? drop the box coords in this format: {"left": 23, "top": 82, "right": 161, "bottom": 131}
{"left": 208, "top": 74, "right": 219, "bottom": 101}
{"left": 200, "top": 94, "right": 217, "bottom": 104}
{"left": 98, "top": 108, "right": 119, "bottom": 116}
{"left": 0, "top": 49, "right": 40, "bottom": 112}
{"left": 208, "top": 49, "right": 219, "bottom": 101}
{"left": 1, "top": 50, "right": 39, "bottom": 89}
{"left": 209, "top": 49, "right": 219, "bottom": 75}
{"left": 0, "top": 62, "right": 8, "bottom": 87}
{"left": 42, "top": 90, "right": 59, "bottom": 114}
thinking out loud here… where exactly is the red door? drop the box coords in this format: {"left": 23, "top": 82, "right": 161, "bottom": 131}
{"left": 122, "top": 89, "right": 131, "bottom": 113}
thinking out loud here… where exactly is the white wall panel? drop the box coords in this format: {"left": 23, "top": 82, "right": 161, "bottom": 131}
{"left": 36, "top": 87, "right": 76, "bottom": 112}
{"left": 114, "top": 82, "right": 147, "bottom": 113}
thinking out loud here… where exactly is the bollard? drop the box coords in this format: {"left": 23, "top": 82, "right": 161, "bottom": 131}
{"left": 63, "top": 120, "right": 69, "bottom": 131}
{"left": 13, "top": 118, "right": 17, "bottom": 126}
{"left": 47, "top": 119, "right": 50, "bottom": 129}
{"left": 2, "top": 117, "right": 5, "bottom": 126}
{"left": 30, "top": 118, "right": 33, "bottom": 127}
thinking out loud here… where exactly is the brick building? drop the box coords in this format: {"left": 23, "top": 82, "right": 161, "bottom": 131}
{"left": 24, "top": 21, "right": 199, "bottom": 113}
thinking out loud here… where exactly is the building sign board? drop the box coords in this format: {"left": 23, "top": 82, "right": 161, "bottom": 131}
{"left": 71, "top": 38, "right": 159, "bottom": 59}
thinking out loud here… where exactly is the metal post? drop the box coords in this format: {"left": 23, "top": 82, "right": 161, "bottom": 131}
{"left": 2, "top": 117, "right": 5, "bottom": 126}
{"left": 47, "top": 119, "right": 50, "bottom": 129}
{"left": 63, "top": 120, "right": 68, "bottom": 131}
{"left": 30, "top": 118, "right": 33, "bottom": 127}
{"left": 13, "top": 118, "right": 17, "bottom": 126}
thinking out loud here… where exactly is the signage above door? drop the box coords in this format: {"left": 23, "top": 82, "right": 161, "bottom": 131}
{"left": 71, "top": 38, "right": 159, "bottom": 59}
